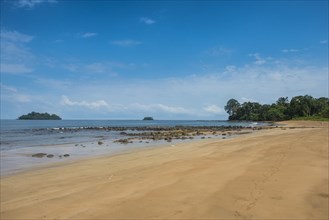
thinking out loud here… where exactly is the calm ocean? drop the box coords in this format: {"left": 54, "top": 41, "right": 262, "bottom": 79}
{"left": 0, "top": 119, "right": 265, "bottom": 150}
{"left": 0, "top": 120, "right": 267, "bottom": 175}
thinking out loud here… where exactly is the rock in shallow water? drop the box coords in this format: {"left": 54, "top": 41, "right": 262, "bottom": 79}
{"left": 32, "top": 153, "right": 47, "bottom": 158}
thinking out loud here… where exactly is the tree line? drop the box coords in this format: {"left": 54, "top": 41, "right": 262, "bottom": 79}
{"left": 225, "top": 95, "right": 329, "bottom": 121}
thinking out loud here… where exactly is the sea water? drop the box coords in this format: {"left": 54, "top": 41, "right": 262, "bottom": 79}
{"left": 0, "top": 120, "right": 268, "bottom": 175}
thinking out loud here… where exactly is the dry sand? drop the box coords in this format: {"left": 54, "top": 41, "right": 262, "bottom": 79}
{"left": 1, "top": 121, "right": 328, "bottom": 219}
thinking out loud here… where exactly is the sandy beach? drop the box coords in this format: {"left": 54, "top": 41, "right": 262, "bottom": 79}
{"left": 1, "top": 121, "right": 328, "bottom": 219}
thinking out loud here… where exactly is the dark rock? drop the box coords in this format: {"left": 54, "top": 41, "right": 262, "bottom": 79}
{"left": 114, "top": 139, "right": 129, "bottom": 144}
{"left": 63, "top": 154, "right": 70, "bottom": 157}
{"left": 46, "top": 154, "right": 54, "bottom": 158}
{"left": 32, "top": 153, "right": 47, "bottom": 158}
{"left": 98, "top": 141, "right": 104, "bottom": 145}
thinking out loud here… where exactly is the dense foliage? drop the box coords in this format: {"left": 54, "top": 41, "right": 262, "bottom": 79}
{"left": 18, "top": 112, "right": 62, "bottom": 120}
{"left": 143, "top": 117, "right": 154, "bottom": 120}
{"left": 225, "top": 95, "right": 329, "bottom": 121}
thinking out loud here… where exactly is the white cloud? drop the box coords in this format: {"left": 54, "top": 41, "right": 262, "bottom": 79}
{"left": 249, "top": 53, "right": 267, "bottom": 65}
{"left": 34, "top": 78, "right": 71, "bottom": 90}
{"left": 203, "top": 105, "right": 225, "bottom": 115}
{"left": 0, "top": 30, "right": 34, "bottom": 43}
{"left": 0, "top": 63, "right": 33, "bottom": 74}
{"left": 281, "top": 49, "right": 299, "bottom": 53}
{"left": 205, "top": 46, "right": 234, "bottom": 57}
{"left": 240, "top": 97, "right": 258, "bottom": 103}
{"left": 131, "top": 103, "right": 192, "bottom": 114}
{"left": 225, "top": 65, "right": 237, "bottom": 72}
{"left": 1, "top": 84, "right": 31, "bottom": 103}
{"left": 60, "top": 96, "right": 109, "bottom": 109}
{"left": 2, "top": 46, "right": 327, "bottom": 119}
{"left": 281, "top": 48, "right": 309, "bottom": 53}
{"left": 140, "top": 17, "right": 156, "bottom": 25}
{"left": 63, "top": 63, "right": 79, "bottom": 72}
{"left": 59, "top": 95, "right": 194, "bottom": 115}
{"left": 320, "top": 40, "right": 328, "bottom": 44}
{"left": 269, "top": 72, "right": 283, "bottom": 81}
{"left": 53, "top": 39, "right": 63, "bottom": 43}
{"left": 111, "top": 40, "right": 142, "bottom": 47}
{"left": 1, "top": 84, "right": 18, "bottom": 93}
{"left": 81, "top": 32, "right": 98, "bottom": 38}
{"left": 15, "top": 94, "right": 32, "bottom": 102}
{"left": 16, "top": 0, "right": 57, "bottom": 8}
{"left": 1, "top": 41, "right": 34, "bottom": 62}
{"left": 1, "top": 30, "right": 35, "bottom": 74}
{"left": 53, "top": 58, "right": 327, "bottom": 119}
{"left": 85, "top": 63, "right": 108, "bottom": 73}
{"left": 63, "top": 62, "right": 118, "bottom": 75}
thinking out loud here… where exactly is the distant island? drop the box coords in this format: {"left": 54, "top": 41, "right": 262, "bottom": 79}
{"left": 18, "top": 112, "right": 62, "bottom": 120}
{"left": 143, "top": 117, "right": 154, "bottom": 120}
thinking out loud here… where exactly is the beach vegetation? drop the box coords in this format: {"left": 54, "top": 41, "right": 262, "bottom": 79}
{"left": 292, "top": 116, "right": 329, "bottom": 122}
{"left": 226, "top": 95, "right": 329, "bottom": 121}
{"left": 18, "top": 111, "right": 62, "bottom": 120}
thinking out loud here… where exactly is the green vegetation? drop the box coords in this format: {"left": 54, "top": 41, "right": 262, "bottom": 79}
{"left": 292, "top": 116, "right": 329, "bottom": 122}
{"left": 225, "top": 95, "right": 329, "bottom": 122}
{"left": 143, "top": 117, "right": 154, "bottom": 120}
{"left": 18, "top": 112, "right": 62, "bottom": 120}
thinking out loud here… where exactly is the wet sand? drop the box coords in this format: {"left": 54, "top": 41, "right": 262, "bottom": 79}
{"left": 1, "top": 121, "right": 328, "bottom": 219}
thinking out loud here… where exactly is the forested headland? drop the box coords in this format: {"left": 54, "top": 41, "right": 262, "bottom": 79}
{"left": 225, "top": 95, "right": 329, "bottom": 121}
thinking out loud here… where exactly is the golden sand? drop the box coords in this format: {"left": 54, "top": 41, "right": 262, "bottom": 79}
{"left": 1, "top": 121, "right": 328, "bottom": 219}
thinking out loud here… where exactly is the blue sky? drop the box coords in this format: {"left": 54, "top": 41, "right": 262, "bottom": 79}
{"left": 1, "top": 0, "right": 328, "bottom": 119}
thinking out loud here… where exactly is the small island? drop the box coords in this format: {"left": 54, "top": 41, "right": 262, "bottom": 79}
{"left": 143, "top": 117, "right": 154, "bottom": 120}
{"left": 18, "top": 112, "right": 62, "bottom": 120}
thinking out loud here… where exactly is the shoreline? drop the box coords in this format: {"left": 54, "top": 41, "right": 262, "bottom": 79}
{"left": 0, "top": 124, "right": 266, "bottom": 176}
{"left": 0, "top": 129, "right": 259, "bottom": 177}
{"left": 0, "top": 135, "right": 226, "bottom": 177}
{"left": 1, "top": 121, "right": 328, "bottom": 219}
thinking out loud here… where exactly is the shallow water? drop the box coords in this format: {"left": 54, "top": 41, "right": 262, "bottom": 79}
{"left": 0, "top": 120, "right": 266, "bottom": 175}
{"left": 0, "top": 120, "right": 266, "bottom": 150}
